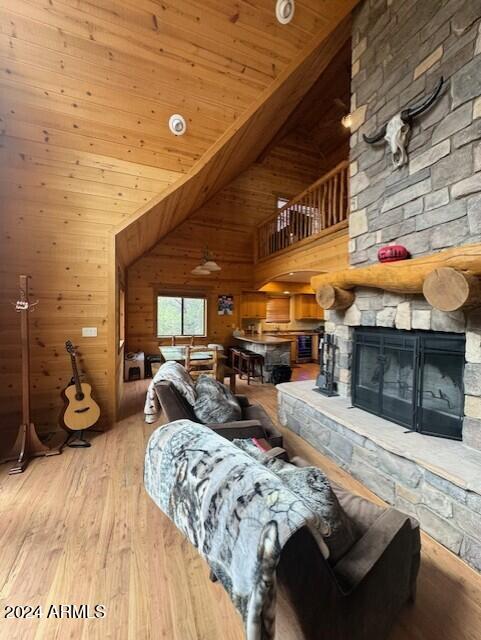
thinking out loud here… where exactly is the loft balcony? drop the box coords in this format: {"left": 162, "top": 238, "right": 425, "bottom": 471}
{"left": 256, "top": 160, "right": 349, "bottom": 261}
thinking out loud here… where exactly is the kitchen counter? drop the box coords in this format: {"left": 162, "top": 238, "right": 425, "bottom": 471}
{"left": 261, "top": 331, "right": 322, "bottom": 365}
{"left": 263, "top": 331, "right": 320, "bottom": 337}
{"left": 235, "top": 335, "right": 291, "bottom": 381}
{"left": 236, "top": 335, "right": 292, "bottom": 345}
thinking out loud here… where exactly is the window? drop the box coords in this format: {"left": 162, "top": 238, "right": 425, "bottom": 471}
{"left": 276, "top": 196, "right": 290, "bottom": 231}
{"left": 156, "top": 295, "right": 206, "bottom": 337}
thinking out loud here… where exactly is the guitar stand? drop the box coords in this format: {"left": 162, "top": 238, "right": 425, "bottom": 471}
{"left": 63, "top": 428, "right": 103, "bottom": 449}
{"left": 64, "top": 430, "right": 91, "bottom": 448}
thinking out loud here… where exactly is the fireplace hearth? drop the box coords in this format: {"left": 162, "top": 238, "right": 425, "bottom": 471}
{"left": 352, "top": 328, "right": 465, "bottom": 441}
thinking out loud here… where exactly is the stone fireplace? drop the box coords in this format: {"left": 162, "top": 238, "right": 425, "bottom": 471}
{"left": 277, "top": 289, "right": 481, "bottom": 573}
{"left": 352, "top": 327, "right": 465, "bottom": 440}
{"left": 324, "top": 292, "right": 481, "bottom": 450}
{"left": 278, "top": 299, "right": 481, "bottom": 574}
{"left": 278, "top": 0, "right": 481, "bottom": 572}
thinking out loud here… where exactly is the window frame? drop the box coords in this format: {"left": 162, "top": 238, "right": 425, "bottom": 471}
{"left": 117, "top": 267, "right": 126, "bottom": 353}
{"left": 155, "top": 292, "right": 207, "bottom": 338}
{"left": 275, "top": 194, "right": 291, "bottom": 231}
{"left": 276, "top": 195, "right": 290, "bottom": 210}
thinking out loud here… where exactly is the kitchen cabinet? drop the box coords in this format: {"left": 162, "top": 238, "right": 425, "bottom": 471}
{"left": 293, "top": 294, "right": 324, "bottom": 320}
{"left": 240, "top": 292, "right": 268, "bottom": 319}
{"left": 265, "top": 296, "right": 290, "bottom": 323}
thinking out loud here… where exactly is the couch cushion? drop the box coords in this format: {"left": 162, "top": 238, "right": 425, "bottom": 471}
{"left": 291, "top": 457, "right": 387, "bottom": 535}
{"left": 154, "top": 361, "right": 196, "bottom": 406}
{"left": 156, "top": 381, "right": 197, "bottom": 422}
{"left": 243, "top": 404, "right": 269, "bottom": 425}
{"left": 236, "top": 442, "right": 359, "bottom": 563}
{"left": 329, "top": 481, "right": 385, "bottom": 535}
{"left": 193, "top": 375, "right": 242, "bottom": 424}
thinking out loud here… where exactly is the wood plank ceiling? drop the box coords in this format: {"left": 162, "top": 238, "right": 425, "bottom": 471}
{"left": 157, "top": 38, "right": 353, "bottom": 241}
{"left": 115, "top": 4, "right": 357, "bottom": 266}
{"left": 257, "top": 39, "right": 352, "bottom": 175}
{"left": 124, "top": 25, "right": 354, "bottom": 362}
{"left": 0, "top": 0, "right": 358, "bottom": 431}
{"left": 0, "top": 0, "right": 337, "bottom": 184}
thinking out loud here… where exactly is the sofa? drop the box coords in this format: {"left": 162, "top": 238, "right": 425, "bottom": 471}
{"left": 145, "top": 419, "right": 420, "bottom": 640}
{"left": 154, "top": 379, "right": 283, "bottom": 447}
{"left": 274, "top": 455, "right": 421, "bottom": 640}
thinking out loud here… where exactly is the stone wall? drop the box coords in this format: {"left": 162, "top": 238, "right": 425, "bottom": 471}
{"left": 278, "top": 385, "right": 481, "bottom": 573}
{"left": 349, "top": 0, "right": 481, "bottom": 266}
{"left": 238, "top": 341, "right": 290, "bottom": 382}
{"left": 296, "top": 0, "right": 481, "bottom": 572}
{"left": 324, "top": 289, "right": 481, "bottom": 451}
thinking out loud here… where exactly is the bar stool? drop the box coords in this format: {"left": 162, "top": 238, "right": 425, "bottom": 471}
{"left": 230, "top": 347, "right": 243, "bottom": 374}
{"left": 239, "top": 351, "right": 264, "bottom": 385}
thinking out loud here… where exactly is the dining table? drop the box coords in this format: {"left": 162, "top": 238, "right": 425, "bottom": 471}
{"left": 159, "top": 346, "right": 219, "bottom": 362}
{"left": 158, "top": 346, "right": 235, "bottom": 392}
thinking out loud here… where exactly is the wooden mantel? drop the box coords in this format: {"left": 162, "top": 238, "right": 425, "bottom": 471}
{"left": 311, "top": 243, "right": 481, "bottom": 313}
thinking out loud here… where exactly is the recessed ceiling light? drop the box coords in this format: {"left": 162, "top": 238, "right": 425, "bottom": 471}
{"left": 288, "top": 272, "right": 294, "bottom": 276}
{"left": 283, "top": 290, "right": 290, "bottom": 295}
{"left": 169, "top": 114, "right": 187, "bottom": 136}
{"left": 276, "top": 0, "right": 295, "bottom": 24}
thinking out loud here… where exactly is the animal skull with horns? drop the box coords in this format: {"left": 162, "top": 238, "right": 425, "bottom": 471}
{"left": 363, "top": 77, "right": 444, "bottom": 168}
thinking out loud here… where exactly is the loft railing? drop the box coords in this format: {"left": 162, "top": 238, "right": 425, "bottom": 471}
{"left": 256, "top": 160, "right": 349, "bottom": 260}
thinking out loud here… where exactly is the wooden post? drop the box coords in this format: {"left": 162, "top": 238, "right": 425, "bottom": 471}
{"left": 321, "top": 185, "right": 326, "bottom": 230}
{"left": 2, "top": 275, "right": 60, "bottom": 474}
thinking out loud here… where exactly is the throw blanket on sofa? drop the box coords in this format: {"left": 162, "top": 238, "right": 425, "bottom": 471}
{"left": 233, "top": 439, "right": 358, "bottom": 564}
{"left": 144, "top": 361, "right": 196, "bottom": 423}
{"left": 144, "top": 420, "right": 332, "bottom": 640}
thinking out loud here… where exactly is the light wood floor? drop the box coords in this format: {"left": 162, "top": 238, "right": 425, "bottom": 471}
{"left": 1, "top": 367, "right": 481, "bottom": 640}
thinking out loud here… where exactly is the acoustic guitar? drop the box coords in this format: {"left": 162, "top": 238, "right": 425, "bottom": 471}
{"left": 60, "top": 341, "right": 100, "bottom": 432}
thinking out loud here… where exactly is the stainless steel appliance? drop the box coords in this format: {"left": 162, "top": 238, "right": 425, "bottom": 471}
{"left": 296, "top": 335, "right": 312, "bottom": 363}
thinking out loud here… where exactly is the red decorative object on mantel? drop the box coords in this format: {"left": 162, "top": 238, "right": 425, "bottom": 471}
{"left": 378, "top": 245, "right": 411, "bottom": 262}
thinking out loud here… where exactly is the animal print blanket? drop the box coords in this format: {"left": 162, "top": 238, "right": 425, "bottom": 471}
{"left": 144, "top": 361, "right": 196, "bottom": 423}
{"left": 144, "top": 420, "right": 333, "bottom": 640}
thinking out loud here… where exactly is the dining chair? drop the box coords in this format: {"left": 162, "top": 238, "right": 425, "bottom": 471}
{"left": 184, "top": 345, "right": 219, "bottom": 380}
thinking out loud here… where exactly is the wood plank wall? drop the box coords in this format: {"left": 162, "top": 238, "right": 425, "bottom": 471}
{"left": 126, "top": 136, "right": 320, "bottom": 353}
{"left": 254, "top": 224, "right": 349, "bottom": 288}
{"left": 127, "top": 222, "right": 254, "bottom": 353}
{"left": 0, "top": 0, "right": 334, "bottom": 440}
{"left": 0, "top": 0, "right": 353, "bottom": 441}
{"left": 0, "top": 161, "right": 158, "bottom": 438}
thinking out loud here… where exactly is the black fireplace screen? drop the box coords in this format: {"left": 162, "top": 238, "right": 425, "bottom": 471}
{"left": 352, "top": 328, "right": 465, "bottom": 440}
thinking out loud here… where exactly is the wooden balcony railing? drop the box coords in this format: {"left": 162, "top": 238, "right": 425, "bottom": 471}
{"left": 256, "top": 160, "right": 349, "bottom": 260}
